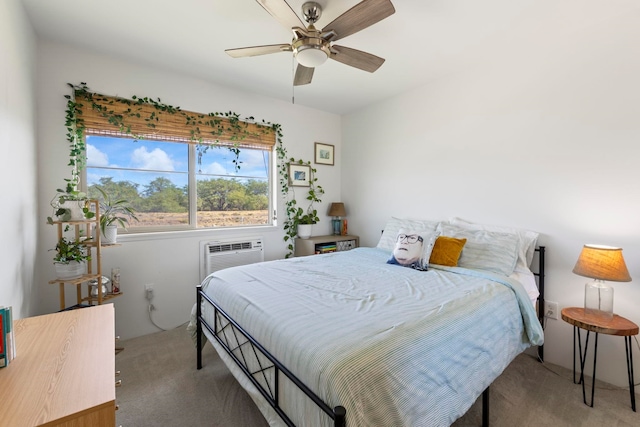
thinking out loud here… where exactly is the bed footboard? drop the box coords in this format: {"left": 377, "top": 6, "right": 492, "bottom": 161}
{"left": 196, "top": 285, "right": 346, "bottom": 427}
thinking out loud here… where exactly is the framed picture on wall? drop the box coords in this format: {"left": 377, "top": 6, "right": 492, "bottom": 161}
{"left": 288, "top": 164, "right": 311, "bottom": 187}
{"left": 314, "top": 142, "right": 334, "bottom": 166}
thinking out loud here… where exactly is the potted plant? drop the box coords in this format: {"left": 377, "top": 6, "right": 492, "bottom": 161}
{"left": 48, "top": 188, "right": 95, "bottom": 223}
{"left": 94, "top": 187, "right": 139, "bottom": 245}
{"left": 295, "top": 211, "right": 319, "bottom": 239}
{"left": 51, "top": 236, "right": 91, "bottom": 279}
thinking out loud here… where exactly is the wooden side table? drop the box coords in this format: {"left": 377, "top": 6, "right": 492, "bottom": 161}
{"left": 561, "top": 307, "right": 638, "bottom": 411}
{"left": 294, "top": 235, "right": 359, "bottom": 257}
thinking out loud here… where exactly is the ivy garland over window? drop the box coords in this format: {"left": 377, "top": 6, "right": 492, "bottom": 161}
{"left": 64, "top": 83, "right": 322, "bottom": 257}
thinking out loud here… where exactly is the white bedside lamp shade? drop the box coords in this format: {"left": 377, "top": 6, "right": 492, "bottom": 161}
{"left": 572, "top": 244, "right": 631, "bottom": 319}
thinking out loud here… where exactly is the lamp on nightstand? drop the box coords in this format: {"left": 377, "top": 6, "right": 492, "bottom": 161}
{"left": 328, "top": 202, "right": 346, "bottom": 235}
{"left": 572, "top": 244, "right": 631, "bottom": 319}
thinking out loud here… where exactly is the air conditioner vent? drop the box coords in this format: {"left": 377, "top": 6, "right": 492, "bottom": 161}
{"left": 208, "top": 241, "right": 254, "bottom": 253}
{"left": 200, "top": 237, "right": 264, "bottom": 281}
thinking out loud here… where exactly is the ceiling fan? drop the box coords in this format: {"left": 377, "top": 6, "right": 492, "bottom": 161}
{"left": 225, "top": 0, "right": 396, "bottom": 86}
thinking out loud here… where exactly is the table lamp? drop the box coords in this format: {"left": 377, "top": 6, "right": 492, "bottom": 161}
{"left": 328, "top": 202, "right": 346, "bottom": 235}
{"left": 572, "top": 244, "right": 631, "bottom": 319}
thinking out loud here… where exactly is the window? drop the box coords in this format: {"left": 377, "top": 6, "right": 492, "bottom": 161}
{"left": 85, "top": 136, "right": 272, "bottom": 231}
{"left": 76, "top": 90, "right": 276, "bottom": 232}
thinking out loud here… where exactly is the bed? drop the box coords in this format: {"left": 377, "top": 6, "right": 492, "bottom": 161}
{"left": 192, "top": 218, "right": 546, "bottom": 427}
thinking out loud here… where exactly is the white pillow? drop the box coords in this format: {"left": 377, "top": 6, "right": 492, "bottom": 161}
{"left": 449, "top": 217, "right": 539, "bottom": 273}
{"left": 377, "top": 217, "right": 440, "bottom": 252}
{"left": 438, "top": 223, "right": 520, "bottom": 276}
{"left": 509, "top": 269, "right": 539, "bottom": 306}
{"left": 387, "top": 229, "right": 440, "bottom": 271}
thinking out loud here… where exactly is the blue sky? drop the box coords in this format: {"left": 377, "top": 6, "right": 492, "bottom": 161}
{"left": 86, "top": 136, "right": 269, "bottom": 190}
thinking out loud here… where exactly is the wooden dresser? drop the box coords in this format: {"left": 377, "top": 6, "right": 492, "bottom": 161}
{"left": 0, "top": 304, "right": 116, "bottom": 426}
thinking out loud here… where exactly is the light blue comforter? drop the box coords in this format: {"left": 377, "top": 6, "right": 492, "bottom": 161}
{"left": 199, "top": 247, "right": 543, "bottom": 427}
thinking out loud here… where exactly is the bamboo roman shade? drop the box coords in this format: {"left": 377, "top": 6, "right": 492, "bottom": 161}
{"left": 75, "top": 91, "right": 275, "bottom": 150}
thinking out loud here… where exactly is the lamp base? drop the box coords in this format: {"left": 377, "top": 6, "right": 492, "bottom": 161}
{"left": 332, "top": 218, "right": 342, "bottom": 235}
{"left": 584, "top": 280, "right": 614, "bottom": 320}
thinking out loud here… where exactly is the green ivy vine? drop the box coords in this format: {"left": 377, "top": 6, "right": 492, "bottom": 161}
{"left": 63, "top": 82, "right": 322, "bottom": 257}
{"left": 66, "top": 82, "right": 272, "bottom": 176}
{"left": 276, "top": 148, "right": 324, "bottom": 258}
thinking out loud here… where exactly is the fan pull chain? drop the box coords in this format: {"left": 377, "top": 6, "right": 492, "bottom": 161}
{"left": 291, "top": 56, "right": 296, "bottom": 105}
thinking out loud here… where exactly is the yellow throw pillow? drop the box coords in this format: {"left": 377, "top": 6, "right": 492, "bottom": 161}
{"left": 429, "top": 236, "right": 467, "bottom": 267}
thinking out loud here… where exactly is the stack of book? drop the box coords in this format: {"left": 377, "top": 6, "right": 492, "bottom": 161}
{"left": 0, "top": 306, "right": 16, "bottom": 368}
{"left": 315, "top": 243, "right": 337, "bottom": 254}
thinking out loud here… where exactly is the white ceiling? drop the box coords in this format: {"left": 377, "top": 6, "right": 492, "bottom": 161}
{"left": 20, "top": 0, "right": 640, "bottom": 115}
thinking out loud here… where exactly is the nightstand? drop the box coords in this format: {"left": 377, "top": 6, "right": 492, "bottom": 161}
{"left": 294, "top": 235, "right": 359, "bottom": 257}
{"left": 561, "top": 307, "right": 638, "bottom": 411}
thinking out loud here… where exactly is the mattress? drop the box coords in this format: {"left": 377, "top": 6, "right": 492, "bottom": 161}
{"left": 195, "top": 247, "right": 543, "bottom": 427}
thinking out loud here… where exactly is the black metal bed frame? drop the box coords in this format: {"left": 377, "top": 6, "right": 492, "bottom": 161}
{"left": 534, "top": 246, "right": 546, "bottom": 362}
{"left": 196, "top": 246, "right": 546, "bottom": 427}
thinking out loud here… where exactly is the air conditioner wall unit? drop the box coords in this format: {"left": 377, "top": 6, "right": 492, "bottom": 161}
{"left": 200, "top": 237, "right": 264, "bottom": 281}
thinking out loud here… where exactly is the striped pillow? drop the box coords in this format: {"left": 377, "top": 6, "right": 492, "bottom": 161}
{"left": 438, "top": 224, "right": 519, "bottom": 276}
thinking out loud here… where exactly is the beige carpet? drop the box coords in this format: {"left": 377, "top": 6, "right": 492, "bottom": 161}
{"left": 115, "top": 325, "right": 640, "bottom": 426}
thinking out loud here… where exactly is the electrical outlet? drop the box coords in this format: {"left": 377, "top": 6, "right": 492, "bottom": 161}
{"left": 545, "top": 301, "right": 558, "bottom": 320}
{"left": 145, "top": 284, "right": 154, "bottom": 301}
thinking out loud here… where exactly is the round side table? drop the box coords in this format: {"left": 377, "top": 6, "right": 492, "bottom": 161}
{"left": 561, "top": 307, "right": 638, "bottom": 411}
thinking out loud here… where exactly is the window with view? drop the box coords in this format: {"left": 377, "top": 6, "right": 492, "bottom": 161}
{"left": 85, "top": 135, "right": 273, "bottom": 231}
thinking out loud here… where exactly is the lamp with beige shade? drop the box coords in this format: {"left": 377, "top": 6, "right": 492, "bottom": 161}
{"left": 572, "top": 244, "right": 631, "bottom": 320}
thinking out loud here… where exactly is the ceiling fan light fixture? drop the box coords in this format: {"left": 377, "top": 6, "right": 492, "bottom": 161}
{"left": 295, "top": 45, "right": 329, "bottom": 68}
{"left": 226, "top": 0, "right": 396, "bottom": 84}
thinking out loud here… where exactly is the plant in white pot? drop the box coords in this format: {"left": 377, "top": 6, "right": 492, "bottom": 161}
{"left": 48, "top": 189, "right": 94, "bottom": 223}
{"left": 95, "top": 187, "right": 139, "bottom": 245}
{"left": 51, "top": 237, "right": 91, "bottom": 280}
{"left": 295, "top": 212, "right": 318, "bottom": 240}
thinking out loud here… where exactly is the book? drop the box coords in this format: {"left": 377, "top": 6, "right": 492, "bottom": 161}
{"left": 5, "top": 306, "right": 15, "bottom": 362}
{"left": 0, "top": 307, "right": 5, "bottom": 368}
{"left": 0, "top": 306, "right": 16, "bottom": 367}
{"left": 316, "top": 243, "right": 337, "bottom": 254}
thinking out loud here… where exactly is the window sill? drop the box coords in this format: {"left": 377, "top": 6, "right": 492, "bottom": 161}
{"left": 115, "top": 224, "right": 279, "bottom": 243}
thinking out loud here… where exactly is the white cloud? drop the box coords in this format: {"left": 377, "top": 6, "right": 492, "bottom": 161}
{"left": 86, "top": 144, "right": 109, "bottom": 167}
{"left": 200, "top": 162, "right": 228, "bottom": 175}
{"left": 131, "top": 146, "right": 175, "bottom": 171}
{"left": 239, "top": 149, "right": 268, "bottom": 171}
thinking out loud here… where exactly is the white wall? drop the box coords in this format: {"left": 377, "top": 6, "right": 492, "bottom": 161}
{"left": 342, "top": 11, "right": 640, "bottom": 386}
{"left": 35, "top": 41, "right": 341, "bottom": 339}
{"left": 0, "top": 0, "right": 38, "bottom": 319}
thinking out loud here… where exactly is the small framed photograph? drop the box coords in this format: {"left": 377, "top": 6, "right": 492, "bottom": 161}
{"left": 314, "top": 142, "right": 334, "bottom": 166}
{"left": 288, "top": 164, "right": 311, "bottom": 187}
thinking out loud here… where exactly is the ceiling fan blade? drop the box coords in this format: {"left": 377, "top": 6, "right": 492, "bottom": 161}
{"left": 256, "top": 0, "right": 305, "bottom": 31}
{"left": 321, "top": 0, "right": 395, "bottom": 42}
{"left": 330, "top": 45, "right": 385, "bottom": 73}
{"left": 294, "top": 64, "right": 314, "bottom": 86}
{"left": 225, "top": 44, "right": 292, "bottom": 58}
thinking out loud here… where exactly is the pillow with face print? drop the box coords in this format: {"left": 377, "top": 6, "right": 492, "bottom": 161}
{"left": 387, "top": 229, "right": 440, "bottom": 271}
